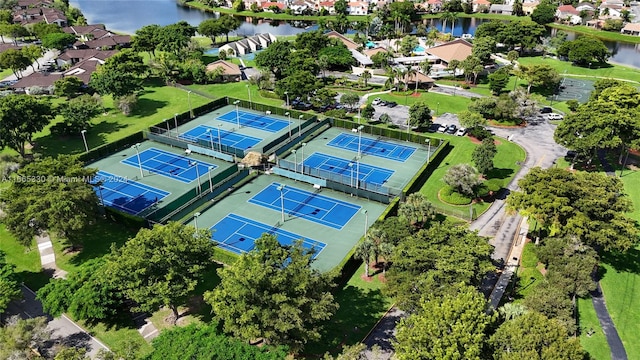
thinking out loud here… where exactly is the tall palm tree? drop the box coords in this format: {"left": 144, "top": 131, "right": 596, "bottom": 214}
{"left": 354, "top": 238, "right": 375, "bottom": 277}
{"left": 398, "top": 193, "right": 435, "bottom": 228}
{"left": 441, "top": 11, "right": 457, "bottom": 36}
{"left": 361, "top": 70, "right": 372, "bottom": 87}
{"left": 406, "top": 67, "right": 418, "bottom": 93}
{"left": 378, "top": 242, "right": 394, "bottom": 276}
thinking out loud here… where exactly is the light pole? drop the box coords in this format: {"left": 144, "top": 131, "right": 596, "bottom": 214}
{"left": 194, "top": 212, "right": 201, "bottom": 230}
{"left": 207, "top": 129, "right": 214, "bottom": 151}
{"left": 284, "top": 91, "right": 290, "bottom": 109}
{"left": 406, "top": 116, "right": 410, "bottom": 138}
{"left": 217, "top": 123, "right": 223, "bottom": 152}
{"left": 436, "top": 102, "right": 440, "bottom": 115}
{"left": 357, "top": 125, "right": 364, "bottom": 157}
{"left": 348, "top": 162, "right": 354, "bottom": 188}
{"left": 362, "top": 209, "right": 368, "bottom": 237}
{"left": 191, "top": 162, "right": 201, "bottom": 194}
{"left": 291, "top": 149, "right": 297, "bottom": 173}
{"left": 300, "top": 142, "right": 307, "bottom": 174}
{"left": 285, "top": 112, "right": 291, "bottom": 137}
{"left": 355, "top": 155, "right": 361, "bottom": 190}
{"left": 80, "top": 129, "right": 88, "bottom": 153}
{"left": 234, "top": 100, "right": 240, "bottom": 129}
{"left": 246, "top": 85, "right": 252, "bottom": 109}
{"left": 298, "top": 115, "right": 303, "bottom": 136}
{"left": 276, "top": 184, "right": 286, "bottom": 222}
{"left": 187, "top": 90, "right": 193, "bottom": 118}
{"left": 131, "top": 143, "right": 144, "bottom": 178}
{"left": 426, "top": 139, "right": 431, "bottom": 165}
{"left": 97, "top": 184, "right": 104, "bottom": 208}
{"left": 208, "top": 166, "right": 214, "bottom": 190}
{"left": 174, "top": 113, "right": 179, "bottom": 137}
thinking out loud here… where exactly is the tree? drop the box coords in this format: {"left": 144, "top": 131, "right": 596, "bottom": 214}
{"left": 0, "top": 250, "right": 21, "bottom": 315}
{"left": 355, "top": 237, "right": 376, "bottom": 277}
{"left": 399, "top": 35, "right": 418, "bottom": 57}
{"left": 146, "top": 323, "right": 289, "bottom": 360}
{"left": 443, "top": 164, "right": 482, "bottom": 197}
{"left": 205, "top": 235, "right": 338, "bottom": 353}
{"left": 255, "top": 40, "right": 292, "bottom": 79}
{"left": 361, "top": 103, "right": 375, "bottom": 122}
{"left": 0, "top": 48, "right": 30, "bottom": 78}
{"left": 507, "top": 168, "right": 638, "bottom": 251}
{"left": 472, "top": 36, "right": 496, "bottom": 65}
{"left": 54, "top": 76, "right": 84, "bottom": 98}
{"left": 105, "top": 222, "right": 214, "bottom": 324}
{"left": 506, "top": 50, "right": 519, "bottom": 64}
{"left": 198, "top": 19, "right": 223, "bottom": 43}
{"left": 397, "top": 192, "right": 435, "bottom": 229}
{"left": 460, "top": 55, "right": 483, "bottom": 84}
{"left": 472, "top": 137, "right": 497, "bottom": 175}
{"left": 294, "top": 30, "right": 330, "bottom": 52}
{"left": 340, "top": 93, "right": 360, "bottom": 111}
{"left": 395, "top": 286, "right": 493, "bottom": 360}
{"left": 408, "top": 102, "right": 432, "bottom": 129}
{"left": 371, "top": 51, "right": 391, "bottom": 68}
{"left": 531, "top": 2, "right": 557, "bottom": 25}
{"left": 0, "top": 316, "right": 51, "bottom": 359}
{"left": 488, "top": 67, "right": 510, "bottom": 95}
{"left": 517, "top": 64, "right": 560, "bottom": 94}
{"left": 283, "top": 49, "right": 319, "bottom": 77}
{"left": 31, "top": 22, "right": 62, "bottom": 40}
{"left": 361, "top": 70, "right": 372, "bottom": 87}
{"left": 42, "top": 32, "right": 77, "bottom": 50}
{"left": 275, "top": 70, "right": 319, "bottom": 100}
{"left": 512, "top": 0, "right": 524, "bottom": 16}
{"left": 0, "top": 155, "right": 98, "bottom": 246}
{"left": 133, "top": 24, "right": 162, "bottom": 56}
{"left": 90, "top": 50, "right": 145, "bottom": 102}
{"left": 591, "top": 78, "right": 625, "bottom": 99}
{"left": 334, "top": 0, "right": 347, "bottom": 14}
{"left": 378, "top": 113, "right": 391, "bottom": 124}
{"left": 318, "top": 43, "right": 354, "bottom": 70}
{"left": 458, "top": 110, "right": 487, "bottom": 129}
{"left": 55, "top": 347, "right": 89, "bottom": 360}
{"left": 489, "top": 312, "right": 584, "bottom": 360}
{"left": 218, "top": 15, "right": 241, "bottom": 42}
{"left": 0, "top": 95, "right": 53, "bottom": 157}
{"left": 565, "top": 99, "right": 579, "bottom": 112}
{"left": 523, "top": 281, "right": 577, "bottom": 334}
{"left": 385, "top": 223, "right": 494, "bottom": 312}
{"left": 557, "top": 36, "right": 610, "bottom": 66}
{"left": 21, "top": 44, "right": 43, "bottom": 70}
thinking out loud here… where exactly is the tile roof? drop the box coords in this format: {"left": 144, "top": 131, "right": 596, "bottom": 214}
{"left": 425, "top": 39, "right": 473, "bottom": 63}
{"left": 326, "top": 30, "right": 358, "bottom": 49}
{"left": 206, "top": 60, "right": 242, "bottom": 76}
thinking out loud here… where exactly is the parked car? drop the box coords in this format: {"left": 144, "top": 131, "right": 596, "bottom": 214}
{"left": 386, "top": 101, "right": 397, "bottom": 108}
{"left": 548, "top": 113, "right": 564, "bottom": 120}
{"left": 372, "top": 98, "right": 382, "bottom": 105}
{"left": 378, "top": 100, "right": 387, "bottom": 106}
{"left": 445, "top": 124, "right": 457, "bottom": 134}
{"left": 540, "top": 106, "right": 552, "bottom": 114}
{"left": 437, "top": 123, "right": 448, "bottom": 133}
{"left": 456, "top": 127, "right": 467, "bottom": 136}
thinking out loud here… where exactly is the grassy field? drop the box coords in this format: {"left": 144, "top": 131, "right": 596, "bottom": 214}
{"left": 548, "top": 23, "right": 640, "bottom": 44}
{"left": 31, "top": 79, "right": 212, "bottom": 157}
{"left": 578, "top": 297, "right": 612, "bottom": 360}
{"left": 517, "top": 57, "right": 640, "bottom": 85}
{"left": 188, "top": 82, "right": 284, "bottom": 107}
{"left": 418, "top": 134, "right": 525, "bottom": 220}
{"left": 0, "top": 224, "right": 50, "bottom": 289}
{"left": 514, "top": 242, "right": 545, "bottom": 301}
{"left": 369, "top": 90, "right": 472, "bottom": 114}
{"left": 304, "top": 265, "right": 393, "bottom": 357}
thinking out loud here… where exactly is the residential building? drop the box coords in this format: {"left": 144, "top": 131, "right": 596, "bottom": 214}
{"left": 621, "top": 22, "right": 640, "bottom": 35}
{"left": 522, "top": 1, "right": 539, "bottom": 15}
{"left": 218, "top": 33, "right": 277, "bottom": 57}
{"left": 12, "top": 7, "right": 66, "bottom": 27}
{"left": 55, "top": 49, "right": 118, "bottom": 67}
{"left": 318, "top": 0, "right": 336, "bottom": 14}
{"left": 556, "top": 5, "right": 582, "bottom": 24}
{"left": 489, "top": 4, "right": 513, "bottom": 15}
{"left": 347, "top": 1, "right": 368, "bottom": 15}
{"left": 260, "top": 1, "right": 286, "bottom": 11}
{"left": 74, "top": 35, "right": 132, "bottom": 50}
{"left": 206, "top": 60, "right": 242, "bottom": 82}
{"left": 426, "top": 0, "right": 443, "bottom": 12}
{"left": 472, "top": 0, "right": 491, "bottom": 13}
{"left": 575, "top": 2, "right": 596, "bottom": 12}
{"left": 326, "top": 30, "right": 359, "bottom": 50}
{"left": 424, "top": 38, "right": 473, "bottom": 67}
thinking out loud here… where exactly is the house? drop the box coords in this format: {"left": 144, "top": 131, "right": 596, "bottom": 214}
{"left": 289, "top": 0, "right": 314, "bottom": 14}
{"left": 15, "top": 0, "right": 52, "bottom": 10}
{"left": 598, "top": 4, "right": 623, "bottom": 18}
{"left": 55, "top": 49, "right": 117, "bottom": 67}
{"left": 522, "top": 1, "right": 539, "bottom": 15}
{"left": 556, "top": 5, "right": 582, "bottom": 24}
{"left": 13, "top": 7, "right": 66, "bottom": 26}
{"left": 350, "top": 49, "right": 373, "bottom": 67}
{"left": 472, "top": 0, "right": 491, "bottom": 13}
{"left": 364, "top": 47, "right": 389, "bottom": 58}
{"left": 63, "top": 24, "right": 108, "bottom": 41}
{"left": 489, "top": 4, "right": 513, "bottom": 15}
{"left": 398, "top": 70, "right": 435, "bottom": 89}
{"left": 426, "top": 0, "right": 443, "bottom": 12}
{"left": 219, "top": 33, "right": 277, "bottom": 57}
{"left": 621, "top": 22, "right": 640, "bottom": 35}
{"left": 326, "top": 30, "right": 359, "bottom": 50}
{"left": 206, "top": 60, "right": 242, "bottom": 82}
{"left": 10, "top": 57, "right": 106, "bottom": 94}
{"left": 260, "top": 2, "right": 286, "bottom": 11}
{"left": 74, "top": 35, "right": 132, "bottom": 50}
{"left": 575, "top": 2, "right": 596, "bottom": 12}
{"left": 347, "top": 1, "right": 368, "bottom": 15}
{"left": 424, "top": 38, "right": 473, "bottom": 67}
{"left": 318, "top": 1, "right": 336, "bottom": 14}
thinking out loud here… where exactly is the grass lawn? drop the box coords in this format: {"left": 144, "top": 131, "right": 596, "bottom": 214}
{"left": 517, "top": 57, "right": 640, "bottom": 85}
{"left": 0, "top": 68, "right": 14, "bottom": 79}
{"left": 578, "top": 297, "right": 612, "bottom": 360}
{"left": 0, "top": 224, "right": 50, "bottom": 289}
{"left": 32, "top": 79, "right": 212, "bottom": 157}
{"left": 418, "top": 134, "right": 525, "bottom": 220}
{"left": 188, "top": 82, "right": 284, "bottom": 108}
{"left": 513, "top": 242, "right": 545, "bottom": 301}
{"left": 371, "top": 90, "right": 472, "bottom": 114}
{"left": 304, "top": 265, "right": 393, "bottom": 357}
{"left": 548, "top": 23, "right": 640, "bottom": 45}
{"left": 76, "top": 319, "right": 153, "bottom": 357}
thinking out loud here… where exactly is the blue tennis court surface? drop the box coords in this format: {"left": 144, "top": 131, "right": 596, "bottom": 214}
{"left": 179, "top": 125, "right": 262, "bottom": 151}
{"left": 93, "top": 171, "right": 169, "bottom": 215}
{"left": 121, "top": 147, "right": 217, "bottom": 183}
{"left": 248, "top": 182, "right": 361, "bottom": 230}
{"left": 218, "top": 110, "right": 291, "bottom": 132}
{"left": 211, "top": 213, "right": 326, "bottom": 256}
{"left": 304, "top": 152, "right": 394, "bottom": 186}
{"left": 327, "top": 133, "right": 416, "bottom": 162}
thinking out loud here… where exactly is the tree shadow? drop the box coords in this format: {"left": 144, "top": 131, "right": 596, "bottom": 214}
{"left": 34, "top": 120, "right": 127, "bottom": 158}
{"left": 486, "top": 167, "right": 514, "bottom": 180}
{"left": 68, "top": 217, "right": 139, "bottom": 268}
{"left": 601, "top": 247, "right": 640, "bottom": 274}
{"left": 303, "top": 285, "right": 389, "bottom": 357}
{"left": 130, "top": 98, "right": 169, "bottom": 118}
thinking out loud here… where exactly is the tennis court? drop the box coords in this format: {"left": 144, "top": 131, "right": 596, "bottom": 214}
{"left": 93, "top": 171, "right": 170, "bottom": 215}
{"left": 218, "top": 110, "right": 291, "bottom": 132}
{"left": 303, "top": 152, "right": 394, "bottom": 186}
{"left": 554, "top": 77, "right": 594, "bottom": 103}
{"left": 121, "top": 147, "right": 217, "bottom": 183}
{"left": 178, "top": 125, "right": 263, "bottom": 151}
{"left": 248, "top": 182, "right": 361, "bottom": 230}
{"left": 327, "top": 133, "right": 416, "bottom": 162}
{"left": 211, "top": 213, "right": 326, "bottom": 256}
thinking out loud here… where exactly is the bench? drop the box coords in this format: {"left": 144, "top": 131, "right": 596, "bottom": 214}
{"left": 313, "top": 184, "right": 321, "bottom": 190}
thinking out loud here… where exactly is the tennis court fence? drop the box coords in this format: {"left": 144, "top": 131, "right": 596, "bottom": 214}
{"left": 276, "top": 158, "right": 400, "bottom": 197}
{"left": 146, "top": 126, "right": 246, "bottom": 158}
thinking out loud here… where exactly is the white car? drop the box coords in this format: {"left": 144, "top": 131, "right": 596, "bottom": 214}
{"left": 456, "top": 127, "right": 467, "bottom": 136}
{"left": 372, "top": 98, "right": 382, "bottom": 105}
{"left": 548, "top": 113, "right": 564, "bottom": 120}
{"left": 437, "top": 123, "right": 448, "bottom": 133}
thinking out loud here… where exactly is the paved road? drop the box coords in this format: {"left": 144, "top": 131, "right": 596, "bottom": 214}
{"left": 6, "top": 285, "right": 110, "bottom": 358}
{"left": 362, "top": 307, "right": 406, "bottom": 360}
{"left": 1, "top": 49, "right": 58, "bottom": 82}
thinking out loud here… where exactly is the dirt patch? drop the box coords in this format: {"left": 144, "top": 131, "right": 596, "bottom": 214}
{"left": 410, "top": 92, "right": 420, "bottom": 97}
{"left": 360, "top": 274, "right": 373, "bottom": 282}
{"left": 468, "top": 136, "right": 501, "bottom": 146}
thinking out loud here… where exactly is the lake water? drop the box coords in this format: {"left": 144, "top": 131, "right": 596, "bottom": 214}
{"left": 70, "top": 0, "right": 640, "bottom": 68}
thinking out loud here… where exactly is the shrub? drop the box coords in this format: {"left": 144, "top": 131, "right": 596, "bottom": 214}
{"left": 440, "top": 185, "right": 472, "bottom": 205}
{"left": 325, "top": 109, "right": 348, "bottom": 119}
{"left": 468, "top": 126, "right": 493, "bottom": 140}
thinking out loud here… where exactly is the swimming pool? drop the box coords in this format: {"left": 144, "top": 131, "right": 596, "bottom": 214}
{"left": 204, "top": 48, "right": 219, "bottom": 56}
{"left": 366, "top": 41, "right": 376, "bottom": 48}
{"left": 413, "top": 46, "right": 425, "bottom": 53}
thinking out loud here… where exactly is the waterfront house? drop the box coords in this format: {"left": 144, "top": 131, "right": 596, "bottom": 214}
{"left": 218, "top": 33, "right": 277, "bottom": 57}
{"left": 522, "top": 1, "right": 539, "bottom": 15}
{"left": 63, "top": 24, "right": 108, "bottom": 41}
{"left": 556, "top": 5, "right": 582, "bottom": 24}
{"left": 55, "top": 49, "right": 117, "bottom": 67}
{"left": 472, "top": 0, "right": 491, "bottom": 13}
{"left": 621, "top": 23, "right": 640, "bottom": 36}
{"left": 424, "top": 38, "right": 473, "bottom": 67}
{"left": 426, "top": 0, "right": 443, "bottom": 12}
{"left": 347, "top": 1, "right": 368, "bottom": 15}
{"left": 74, "top": 35, "right": 132, "bottom": 50}
{"left": 575, "top": 2, "right": 596, "bottom": 12}
{"left": 489, "top": 4, "right": 513, "bottom": 15}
